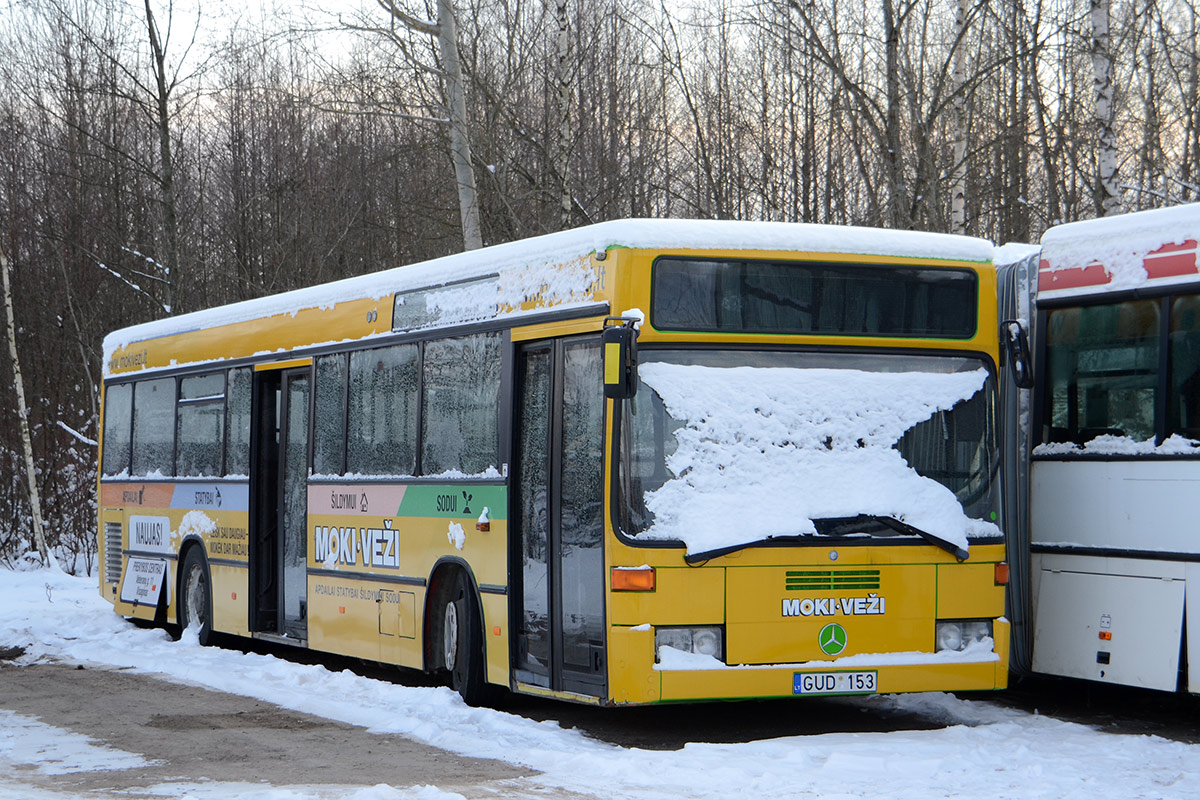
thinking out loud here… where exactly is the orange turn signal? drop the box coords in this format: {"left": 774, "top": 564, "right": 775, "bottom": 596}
{"left": 611, "top": 566, "right": 655, "bottom": 592}
{"left": 994, "top": 562, "right": 1010, "bottom": 586}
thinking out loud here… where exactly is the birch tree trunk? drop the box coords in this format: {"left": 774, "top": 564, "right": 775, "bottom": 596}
{"left": 436, "top": 0, "right": 483, "bottom": 250}
{"left": 552, "top": 0, "right": 572, "bottom": 230}
{"left": 0, "top": 244, "right": 54, "bottom": 569}
{"left": 882, "top": 0, "right": 909, "bottom": 228}
{"left": 1090, "top": 0, "right": 1121, "bottom": 216}
{"left": 949, "top": 0, "right": 969, "bottom": 233}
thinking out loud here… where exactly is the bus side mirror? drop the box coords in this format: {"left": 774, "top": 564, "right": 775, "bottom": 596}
{"left": 603, "top": 320, "right": 639, "bottom": 399}
{"left": 1001, "top": 319, "right": 1034, "bottom": 390}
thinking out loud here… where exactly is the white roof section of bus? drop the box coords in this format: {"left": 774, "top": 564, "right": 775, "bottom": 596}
{"left": 102, "top": 219, "right": 994, "bottom": 371}
{"left": 1038, "top": 202, "right": 1200, "bottom": 298}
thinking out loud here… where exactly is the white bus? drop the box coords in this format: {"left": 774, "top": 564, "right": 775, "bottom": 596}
{"left": 1017, "top": 203, "right": 1200, "bottom": 693}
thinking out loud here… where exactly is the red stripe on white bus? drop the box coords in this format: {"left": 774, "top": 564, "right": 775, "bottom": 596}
{"left": 1037, "top": 240, "right": 1200, "bottom": 293}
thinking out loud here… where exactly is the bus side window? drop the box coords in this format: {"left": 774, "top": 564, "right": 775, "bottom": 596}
{"left": 101, "top": 383, "right": 133, "bottom": 477}
{"left": 314, "top": 354, "right": 348, "bottom": 476}
{"left": 177, "top": 373, "right": 225, "bottom": 477}
{"left": 348, "top": 344, "right": 418, "bottom": 476}
{"left": 1043, "top": 301, "right": 1159, "bottom": 445}
{"left": 132, "top": 378, "right": 176, "bottom": 477}
{"left": 1169, "top": 295, "right": 1200, "bottom": 439}
{"left": 225, "top": 368, "right": 252, "bottom": 476}
{"left": 421, "top": 333, "right": 502, "bottom": 475}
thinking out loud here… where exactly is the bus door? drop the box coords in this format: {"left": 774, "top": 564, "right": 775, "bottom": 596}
{"left": 514, "top": 338, "right": 607, "bottom": 696}
{"left": 249, "top": 364, "right": 312, "bottom": 642}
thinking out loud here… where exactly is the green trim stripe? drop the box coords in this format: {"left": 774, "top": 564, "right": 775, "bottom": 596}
{"left": 785, "top": 569, "right": 881, "bottom": 592}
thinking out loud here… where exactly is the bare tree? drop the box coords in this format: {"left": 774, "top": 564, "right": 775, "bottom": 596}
{"left": 142, "top": 0, "right": 184, "bottom": 312}
{"left": 0, "top": 242, "right": 54, "bottom": 568}
{"left": 356, "top": 0, "right": 483, "bottom": 250}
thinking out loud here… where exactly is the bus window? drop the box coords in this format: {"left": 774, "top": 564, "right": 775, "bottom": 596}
{"left": 176, "top": 373, "right": 225, "bottom": 477}
{"left": 1169, "top": 295, "right": 1200, "bottom": 439}
{"left": 314, "top": 354, "right": 348, "bottom": 475}
{"left": 421, "top": 333, "right": 501, "bottom": 475}
{"left": 348, "top": 344, "right": 418, "bottom": 476}
{"left": 559, "top": 341, "right": 605, "bottom": 678}
{"left": 101, "top": 383, "right": 133, "bottom": 476}
{"left": 1043, "top": 301, "right": 1159, "bottom": 445}
{"left": 225, "top": 368, "right": 252, "bottom": 476}
{"left": 132, "top": 378, "right": 176, "bottom": 477}
{"left": 651, "top": 258, "right": 977, "bottom": 338}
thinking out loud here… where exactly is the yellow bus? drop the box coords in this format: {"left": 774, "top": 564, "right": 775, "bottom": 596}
{"left": 98, "top": 219, "right": 1009, "bottom": 705}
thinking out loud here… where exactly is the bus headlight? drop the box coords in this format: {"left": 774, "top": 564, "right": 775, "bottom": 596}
{"left": 935, "top": 619, "right": 992, "bottom": 652}
{"left": 654, "top": 626, "right": 724, "bottom": 662}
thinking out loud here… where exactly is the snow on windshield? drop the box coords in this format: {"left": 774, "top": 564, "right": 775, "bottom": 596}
{"left": 634, "top": 363, "right": 1000, "bottom": 556}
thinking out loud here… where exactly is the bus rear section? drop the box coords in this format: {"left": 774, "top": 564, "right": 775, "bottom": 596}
{"left": 1027, "top": 203, "right": 1200, "bottom": 693}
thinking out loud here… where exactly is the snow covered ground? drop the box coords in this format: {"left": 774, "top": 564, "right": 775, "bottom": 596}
{"left": 2, "top": 568, "right": 1198, "bottom": 800}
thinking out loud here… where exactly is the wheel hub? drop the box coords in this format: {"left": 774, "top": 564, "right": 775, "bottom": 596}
{"left": 185, "top": 564, "right": 205, "bottom": 628}
{"left": 443, "top": 600, "right": 459, "bottom": 671}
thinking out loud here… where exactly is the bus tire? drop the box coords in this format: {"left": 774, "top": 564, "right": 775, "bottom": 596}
{"left": 179, "top": 548, "right": 214, "bottom": 646}
{"left": 442, "top": 571, "right": 492, "bottom": 706}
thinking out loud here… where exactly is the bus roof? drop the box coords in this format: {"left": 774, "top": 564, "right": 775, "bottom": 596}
{"left": 1038, "top": 203, "right": 1200, "bottom": 299}
{"left": 102, "top": 218, "right": 994, "bottom": 376}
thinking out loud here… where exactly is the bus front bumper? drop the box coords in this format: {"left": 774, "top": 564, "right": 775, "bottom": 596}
{"left": 607, "top": 618, "right": 1010, "bottom": 704}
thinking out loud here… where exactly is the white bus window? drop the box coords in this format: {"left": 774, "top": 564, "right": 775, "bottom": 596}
{"left": 225, "top": 368, "right": 252, "bottom": 476}
{"left": 348, "top": 344, "right": 418, "bottom": 476}
{"left": 1170, "top": 295, "right": 1200, "bottom": 439}
{"left": 101, "top": 383, "right": 133, "bottom": 476}
{"left": 1043, "top": 301, "right": 1159, "bottom": 445}
{"left": 314, "top": 354, "right": 348, "bottom": 475}
{"left": 132, "top": 378, "right": 176, "bottom": 476}
{"left": 176, "top": 373, "right": 225, "bottom": 477}
{"left": 421, "top": 333, "right": 501, "bottom": 475}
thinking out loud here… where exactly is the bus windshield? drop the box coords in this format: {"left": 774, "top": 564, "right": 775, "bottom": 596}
{"left": 617, "top": 349, "right": 1001, "bottom": 559}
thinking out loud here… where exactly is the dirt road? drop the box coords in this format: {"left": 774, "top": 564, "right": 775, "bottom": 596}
{"left": 0, "top": 660, "right": 538, "bottom": 798}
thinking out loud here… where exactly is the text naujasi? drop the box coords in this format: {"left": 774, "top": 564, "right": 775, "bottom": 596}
{"left": 782, "top": 594, "right": 886, "bottom": 617}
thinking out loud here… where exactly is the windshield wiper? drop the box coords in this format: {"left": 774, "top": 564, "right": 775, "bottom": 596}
{"left": 681, "top": 535, "right": 809, "bottom": 565}
{"left": 813, "top": 514, "right": 969, "bottom": 561}
{"left": 680, "top": 515, "right": 969, "bottom": 565}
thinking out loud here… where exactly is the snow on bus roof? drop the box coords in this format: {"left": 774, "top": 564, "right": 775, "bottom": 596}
{"left": 102, "top": 218, "right": 994, "bottom": 362}
{"left": 1038, "top": 203, "right": 1200, "bottom": 297}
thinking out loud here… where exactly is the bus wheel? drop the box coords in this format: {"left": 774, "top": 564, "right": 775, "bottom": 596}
{"left": 442, "top": 572, "right": 490, "bottom": 706}
{"left": 179, "top": 548, "right": 214, "bottom": 646}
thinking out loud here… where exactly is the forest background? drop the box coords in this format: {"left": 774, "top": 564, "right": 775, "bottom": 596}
{"left": 1, "top": 0, "right": 1196, "bottom": 569}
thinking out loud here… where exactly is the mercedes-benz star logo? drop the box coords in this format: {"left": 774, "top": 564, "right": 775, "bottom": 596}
{"left": 818, "top": 623, "right": 847, "bottom": 656}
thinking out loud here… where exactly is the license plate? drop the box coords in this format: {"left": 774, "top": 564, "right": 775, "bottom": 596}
{"left": 793, "top": 670, "right": 878, "bottom": 696}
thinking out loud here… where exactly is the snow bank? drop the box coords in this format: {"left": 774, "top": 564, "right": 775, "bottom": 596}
{"left": 2, "top": 570, "right": 1199, "bottom": 800}
{"left": 0, "top": 710, "right": 152, "bottom": 775}
{"left": 634, "top": 364, "right": 1000, "bottom": 556}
